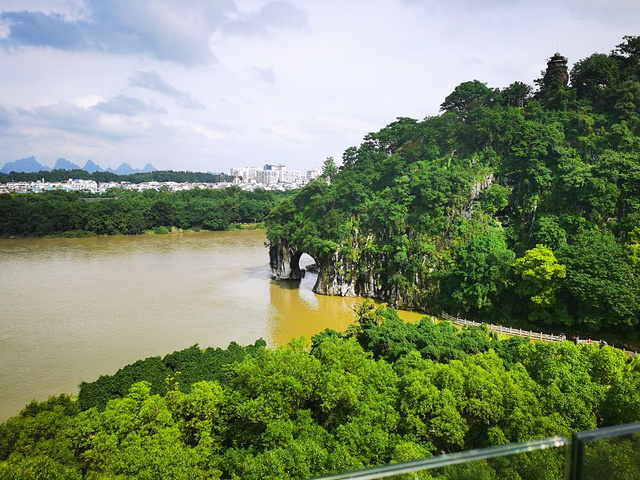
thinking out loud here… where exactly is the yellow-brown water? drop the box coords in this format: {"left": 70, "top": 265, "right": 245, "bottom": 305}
{"left": 0, "top": 230, "right": 425, "bottom": 421}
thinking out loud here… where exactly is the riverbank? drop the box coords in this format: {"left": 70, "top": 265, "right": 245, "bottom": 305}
{"left": 1, "top": 223, "right": 269, "bottom": 239}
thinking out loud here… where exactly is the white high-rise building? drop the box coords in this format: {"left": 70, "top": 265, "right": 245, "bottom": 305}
{"left": 230, "top": 163, "right": 306, "bottom": 186}
{"left": 230, "top": 166, "right": 260, "bottom": 183}
{"left": 281, "top": 169, "right": 302, "bottom": 184}
{"left": 256, "top": 169, "right": 280, "bottom": 184}
{"left": 306, "top": 167, "right": 322, "bottom": 181}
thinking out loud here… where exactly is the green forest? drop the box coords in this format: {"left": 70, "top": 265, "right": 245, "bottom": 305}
{"left": 1, "top": 305, "right": 639, "bottom": 478}
{"left": 266, "top": 36, "right": 640, "bottom": 341}
{"left": 0, "top": 187, "right": 289, "bottom": 236}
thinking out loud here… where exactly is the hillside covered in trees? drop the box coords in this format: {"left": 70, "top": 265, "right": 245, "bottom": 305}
{"left": 1, "top": 305, "right": 639, "bottom": 478}
{"left": 267, "top": 36, "right": 640, "bottom": 339}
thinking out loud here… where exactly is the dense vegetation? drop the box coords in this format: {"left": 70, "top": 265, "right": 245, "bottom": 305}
{"left": 0, "top": 169, "right": 231, "bottom": 184}
{"left": 266, "top": 37, "right": 640, "bottom": 339}
{"left": 1, "top": 305, "right": 639, "bottom": 478}
{"left": 78, "top": 340, "right": 266, "bottom": 411}
{"left": 0, "top": 187, "right": 289, "bottom": 236}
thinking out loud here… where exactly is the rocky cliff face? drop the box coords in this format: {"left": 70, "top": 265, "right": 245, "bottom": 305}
{"left": 268, "top": 174, "right": 494, "bottom": 308}
{"left": 269, "top": 239, "right": 304, "bottom": 280}
{"left": 269, "top": 233, "right": 426, "bottom": 310}
{"left": 270, "top": 225, "right": 366, "bottom": 294}
{"left": 269, "top": 226, "right": 423, "bottom": 309}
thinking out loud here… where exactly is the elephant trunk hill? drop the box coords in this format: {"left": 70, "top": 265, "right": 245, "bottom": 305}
{"left": 267, "top": 36, "right": 640, "bottom": 343}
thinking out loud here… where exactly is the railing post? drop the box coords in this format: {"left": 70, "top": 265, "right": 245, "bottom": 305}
{"left": 565, "top": 432, "right": 582, "bottom": 480}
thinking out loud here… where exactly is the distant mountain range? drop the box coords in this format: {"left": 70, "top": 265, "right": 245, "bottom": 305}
{"left": 0, "top": 156, "right": 157, "bottom": 175}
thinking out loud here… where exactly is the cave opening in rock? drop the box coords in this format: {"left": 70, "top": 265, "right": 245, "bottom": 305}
{"left": 291, "top": 252, "right": 318, "bottom": 275}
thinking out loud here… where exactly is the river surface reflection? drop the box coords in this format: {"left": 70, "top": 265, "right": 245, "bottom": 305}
{"left": 0, "top": 230, "right": 424, "bottom": 421}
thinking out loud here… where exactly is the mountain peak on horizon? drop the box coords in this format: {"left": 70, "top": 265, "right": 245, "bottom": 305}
{"left": 83, "top": 159, "right": 104, "bottom": 173}
{"left": 106, "top": 162, "right": 157, "bottom": 175}
{"left": 107, "top": 163, "right": 135, "bottom": 175}
{"left": 0, "top": 156, "right": 50, "bottom": 174}
{"left": 54, "top": 158, "right": 81, "bottom": 170}
{"left": 0, "top": 157, "right": 158, "bottom": 175}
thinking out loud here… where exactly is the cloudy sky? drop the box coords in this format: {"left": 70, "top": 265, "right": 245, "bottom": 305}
{"left": 0, "top": 1, "right": 638, "bottom": 173}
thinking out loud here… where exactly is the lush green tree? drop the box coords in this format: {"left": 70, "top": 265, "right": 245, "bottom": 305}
{"left": 0, "top": 188, "right": 287, "bottom": 237}
{"left": 2, "top": 313, "right": 639, "bottom": 478}
{"left": 513, "top": 245, "right": 567, "bottom": 323}
{"left": 479, "top": 183, "right": 510, "bottom": 215}
{"left": 571, "top": 53, "right": 620, "bottom": 102}
{"left": 442, "top": 225, "right": 515, "bottom": 314}
{"left": 557, "top": 230, "right": 640, "bottom": 331}
{"left": 500, "top": 81, "right": 533, "bottom": 107}
{"left": 440, "top": 80, "right": 497, "bottom": 117}
{"left": 321, "top": 157, "right": 338, "bottom": 183}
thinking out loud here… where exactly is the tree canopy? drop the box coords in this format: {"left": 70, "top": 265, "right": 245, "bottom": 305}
{"left": 2, "top": 306, "right": 639, "bottom": 478}
{"left": 0, "top": 187, "right": 291, "bottom": 237}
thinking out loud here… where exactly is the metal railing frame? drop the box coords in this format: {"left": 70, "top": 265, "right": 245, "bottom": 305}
{"left": 314, "top": 422, "right": 640, "bottom": 480}
{"left": 566, "top": 422, "right": 640, "bottom": 480}
{"left": 314, "top": 436, "right": 569, "bottom": 480}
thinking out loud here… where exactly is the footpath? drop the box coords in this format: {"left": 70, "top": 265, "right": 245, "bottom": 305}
{"left": 440, "top": 312, "right": 638, "bottom": 357}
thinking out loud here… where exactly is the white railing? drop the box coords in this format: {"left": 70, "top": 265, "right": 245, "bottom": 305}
{"left": 440, "top": 312, "right": 565, "bottom": 342}
{"left": 439, "top": 312, "right": 638, "bottom": 356}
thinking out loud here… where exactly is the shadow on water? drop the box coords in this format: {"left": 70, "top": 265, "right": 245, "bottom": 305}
{"left": 272, "top": 278, "right": 303, "bottom": 290}
{"left": 245, "top": 264, "right": 271, "bottom": 280}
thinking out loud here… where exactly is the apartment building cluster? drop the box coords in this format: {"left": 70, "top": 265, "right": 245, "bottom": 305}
{"left": 0, "top": 179, "right": 236, "bottom": 194}
{"left": 230, "top": 164, "right": 322, "bottom": 187}
{"left": 0, "top": 163, "right": 325, "bottom": 195}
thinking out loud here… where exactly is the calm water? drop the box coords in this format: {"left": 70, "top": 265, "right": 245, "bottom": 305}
{"left": 0, "top": 230, "right": 423, "bottom": 421}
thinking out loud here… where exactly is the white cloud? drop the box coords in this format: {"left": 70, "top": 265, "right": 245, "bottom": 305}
{"left": 95, "top": 95, "right": 167, "bottom": 116}
{"left": 163, "top": 119, "right": 230, "bottom": 141}
{"left": 250, "top": 66, "right": 275, "bottom": 83}
{"left": 73, "top": 95, "right": 106, "bottom": 109}
{"left": 310, "top": 115, "right": 377, "bottom": 136}
{"left": 0, "top": 105, "right": 11, "bottom": 127}
{"left": 129, "top": 71, "right": 204, "bottom": 109}
{"left": 0, "top": 18, "right": 10, "bottom": 39}
{"left": 222, "top": 1, "right": 308, "bottom": 37}
{"left": 0, "top": 0, "right": 308, "bottom": 65}
{"left": 268, "top": 124, "right": 313, "bottom": 142}
{"left": 1, "top": 1, "right": 639, "bottom": 171}
{"left": 97, "top": 113, "right": 150, "bottom": 137}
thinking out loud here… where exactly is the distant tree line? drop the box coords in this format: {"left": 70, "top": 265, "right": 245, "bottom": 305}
{"left": 0, "top": 187, "right": 291, "bottom": 237}
{"left": 1, "top": 304, "right": 639, "bottom": 478}
{"left": 0, "top": 169, "right": 232, "bottom": 184}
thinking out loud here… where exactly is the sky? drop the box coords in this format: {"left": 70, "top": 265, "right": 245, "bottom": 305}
{"left": 0, "top": 1, "right": 638, "bottom": 174}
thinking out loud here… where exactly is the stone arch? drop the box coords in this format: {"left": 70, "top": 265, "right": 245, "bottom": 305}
{"left": 269, "top": 238, "right": 323, "bottom": 282}
{"left": 269, "top": 237, "right": 365, "bottom": 297}
{"left": 269, "top": 238, "right": 303, "bottom": 280}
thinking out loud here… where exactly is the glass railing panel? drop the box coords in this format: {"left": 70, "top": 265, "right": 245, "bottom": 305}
{"left": 314, "top": 436, "right": 568, "bottom": 480}
{"left": 568, "top": 422, "right": 640, "bottom": 480}
{"left": 426, "top": 446, "right": 565, "bottom": 479}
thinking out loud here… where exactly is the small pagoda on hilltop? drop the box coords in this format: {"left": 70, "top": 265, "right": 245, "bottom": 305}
{"left": 535, "top": 51, "right": 570, "bottom": 108}
{"left": 543, "top": 52, "right": 569, "bottom": 87}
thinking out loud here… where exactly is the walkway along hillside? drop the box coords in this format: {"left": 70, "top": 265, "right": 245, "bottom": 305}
{"left": 439, "top": 312, "right": 638, "bottom": 356}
